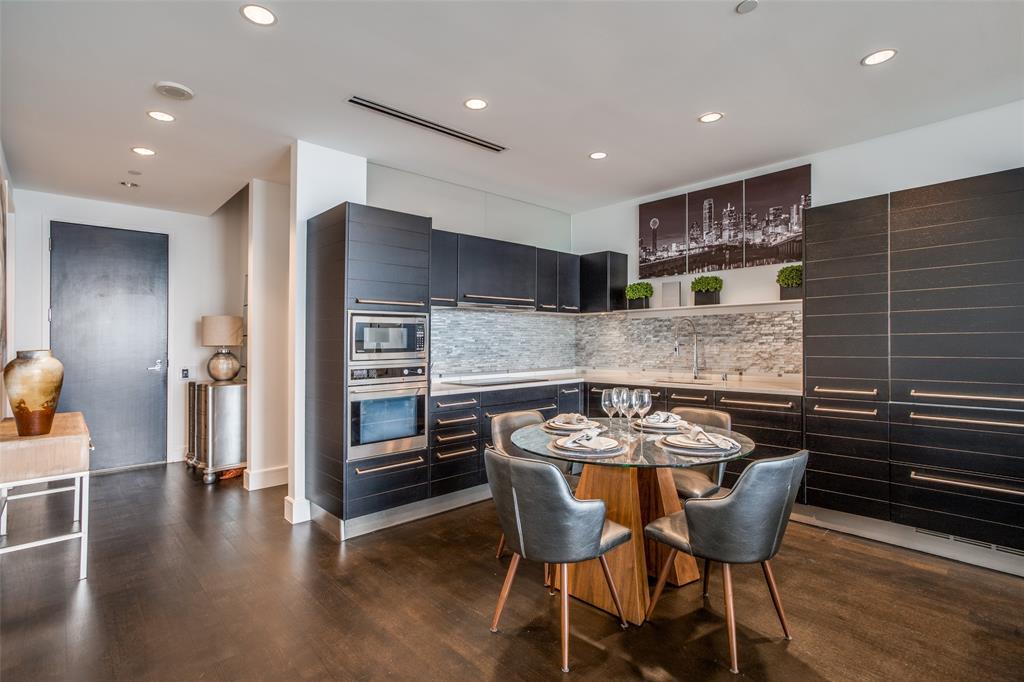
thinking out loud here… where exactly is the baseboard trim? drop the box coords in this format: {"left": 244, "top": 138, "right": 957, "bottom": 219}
{"left": 244, "top": 465, "right": 288, "bottom": 491}
{"left": 793, "top": 503, "right": 1024, "bottom": 577}
{"left": 284, "top": 495, "right": 311, "bottom": 524}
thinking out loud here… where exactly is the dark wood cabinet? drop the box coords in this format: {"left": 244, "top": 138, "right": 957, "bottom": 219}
{"left": 457, "top": 234, "right": 537, "bottom": 307}
{"left": 429, "top": 229, "right": 459, "bottom": 307}
{"left": 536, "top": 248, "right": 559, "bottom": 312}
{"left": 580, "top": 251, "right": 627, "bottom": 312}
{"left": 427, "top": 391, "right": 483, "bottom": 497}
{"left": 345, "top": 203, "right": 431, "bottom": 313}
{"left": 557, "top": 383, "right": 583, "bottom": 413}
{"left": 557, "top": 252, "right": 581, "bottom": 313}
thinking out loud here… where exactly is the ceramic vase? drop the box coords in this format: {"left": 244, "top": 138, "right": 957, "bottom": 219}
{"left": 3, "top": 350, "right": 64, "bottom": 436}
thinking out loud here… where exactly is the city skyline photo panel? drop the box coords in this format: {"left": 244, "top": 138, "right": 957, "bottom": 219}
{"left": 743, "top": 164, "right": 811, "bottom": 267}
{"left": 638, "top": 193, "right": 687, "bottom": 278}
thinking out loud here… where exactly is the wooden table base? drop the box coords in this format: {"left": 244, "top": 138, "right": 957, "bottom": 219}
{"left": 555, "top": 463, "right": 700, "bottom": 625}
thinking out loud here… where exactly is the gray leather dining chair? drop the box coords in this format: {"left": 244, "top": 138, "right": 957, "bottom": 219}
{"left": 644, "top": 450, "right": 808, "bottom": 675}
{"left": 669, "top": 407, "right": 731, "bottom": 500}
{"left": 485, "top": 448, "right": 631, "bottom": 673}
{"left": 490, "top": 410, "right": 579, "bottom": 561}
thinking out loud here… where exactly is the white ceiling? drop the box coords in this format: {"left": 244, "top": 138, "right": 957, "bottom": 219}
{"left": 2, "top": 1, "right": 1023, "bottom": 216}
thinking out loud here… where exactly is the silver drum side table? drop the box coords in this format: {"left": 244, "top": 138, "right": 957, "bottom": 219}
{"left": 187, "top": 381, "right": 246, "bottom": 484}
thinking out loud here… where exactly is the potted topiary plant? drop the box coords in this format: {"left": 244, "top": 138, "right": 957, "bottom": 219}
{"left": 626, "top": 281, "right": 654, "bottom": 309}
{"left": 776, "top": 264, "right": 803, "bottom": 301}
{"left": 691, "top": 275, "right": 723, "bottom": 305}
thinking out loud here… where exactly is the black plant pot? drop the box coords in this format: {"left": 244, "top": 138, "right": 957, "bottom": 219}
{"left": 780, "top": 285, "right": 802, "bottom": 301}
{"left": 627, "top": 296, "right": 649, "bottom": 310}
{"left": 693, "top": 291, "right": 720, "bottom": 306}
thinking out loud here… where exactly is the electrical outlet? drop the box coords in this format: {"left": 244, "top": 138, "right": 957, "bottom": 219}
{"left": 181, "top": 368, "right": 190, "bottom": 379}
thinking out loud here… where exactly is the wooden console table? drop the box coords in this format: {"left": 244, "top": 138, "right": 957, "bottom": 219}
{"left": 0, "top": 412, "right": 91, "bottom": 580}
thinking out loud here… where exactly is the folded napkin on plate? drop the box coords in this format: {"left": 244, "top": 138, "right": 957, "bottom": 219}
{"left": 644, "top": 411, "right": 681, "bottom": 424}
{"left": 676, "top": 422, "right": 736, "bottom": 449}
{"left": 553, "top": 413, "right": 588, "bottom": 425}
{"left": 565, "top": 427, "right": 607, "bottom": 449}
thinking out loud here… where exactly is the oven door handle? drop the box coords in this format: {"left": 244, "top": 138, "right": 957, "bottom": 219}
{"left": 349, "top": 386, "right": 428, "bottom": 398}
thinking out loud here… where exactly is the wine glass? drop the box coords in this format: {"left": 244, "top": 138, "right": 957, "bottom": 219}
{"left": 612, "top": 387, "right": 630, "bottom": 430}
{"left": 601, "top": 389, "right": 616, "bottom": 423}
{"left": 632, "top": 388, "right": 652, "bottom": 423}
{"left": 622, "top": 390, "right": 640, "bottom": 439}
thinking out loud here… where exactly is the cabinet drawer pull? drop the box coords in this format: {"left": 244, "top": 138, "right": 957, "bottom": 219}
{"left": 436, "top": 446, "right": 478, "bottom": 460}
{"left": 430, "top": 297, "right": 456, "bottom": 303}
{"left": 435, "top": 430, "right": 478, "bottom": 442}
{"left": 539, "top": 304, "right": 557, "bottom": 309}
{"left": 435, "top": 398, "right": 478, "bottom": 408}
{"left": 560, "top": 388, "right": 579, "bottom": 394}
{"left": 435, "top": 415, "right": 477, "bottom": 426}
{"left": 812, "top": 405, "right": 878, "bottom": 417}
{"left": 355, "top": 456, "right": 424, "bottom": 475}
{"left": 464, "top": 293, "right": 536, "bottom": 303}
{"left": 909, "top": 471, "right": 1024, "bottom": 497}
{"left": 484, "top": 404, "right": 557, "bottom": 419}
{"left": 909, "top": 412, "right": 1024, "bottom": 429}
{"left": 649, "top": 392, "right": 661, "bottom": 398}
{"left": 355, "top": 298, "right": 425, "bottom": 307}
{"left": 670, "top": 393, "right": 708, "bottom": 402}
{"left": 720, "top": 397, "right": 794, "bottom": 409}
{"left": 813, "top": 386, "right": 878, "bottom": 396}
{"left": 590, "top": 388, "right": 604, "bottom": 394}
{"left": 910, "top": 389, "right": 1024, "bottom": 404}
{"left": 560, "top": 305, "right": 579, "bottom": 310}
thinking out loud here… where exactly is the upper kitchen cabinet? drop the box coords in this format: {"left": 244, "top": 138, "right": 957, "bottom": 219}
{"left": 344, "top": 203, "right": 431, "bottom": 313}
{"left": 429, "top": 229, "right": 459, "bottom": 307}
{"left": 536, "top": 248, "right": 559, "bottom": 312}
{"left": 580, "top": 251, "right": 627, "bottom": 312}
{"left": 557, "top": 252, "right": 581, "bottom": 313}
{"left": 457, "top": 234, "right": 537, "bottom": 307}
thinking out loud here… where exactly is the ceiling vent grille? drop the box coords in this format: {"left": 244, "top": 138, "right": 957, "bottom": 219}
{"left": 348, "top": 96, "right": 506, "bottom": 153}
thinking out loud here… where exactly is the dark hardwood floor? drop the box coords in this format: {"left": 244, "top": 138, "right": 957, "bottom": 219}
{"left": 1, "top": 465, "right": 1021, "bottom": 680}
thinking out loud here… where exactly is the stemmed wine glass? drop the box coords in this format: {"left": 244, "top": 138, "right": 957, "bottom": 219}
{"left": 601, "top": 389, "right": 616, "bottom": 424}
{"left": 612, "top": 387, "right": 630, "bottom": 430}
{"left": 632, "top": 388, "right": 653, "bottom": 423}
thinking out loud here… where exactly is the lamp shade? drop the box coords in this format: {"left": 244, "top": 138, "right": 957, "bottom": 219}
{"left": 201, "top": 315, "right": 243, "bottom": 347}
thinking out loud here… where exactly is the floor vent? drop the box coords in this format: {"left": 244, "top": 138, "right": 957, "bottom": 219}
{"left": 348, "top": 96, "right": 506, "bottom": 153}
{"left": 952, "top": 535, "right": 991, "bottom": 549}
{"left": 995, "top": 545, "right": 1024, "bottom": 557}
{"left": 915, "top": 528, "right": 950, "bottom": 540}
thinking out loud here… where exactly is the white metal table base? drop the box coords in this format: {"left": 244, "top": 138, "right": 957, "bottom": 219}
{"left": 0, "top": 470, "right": 90, "bottom": 580}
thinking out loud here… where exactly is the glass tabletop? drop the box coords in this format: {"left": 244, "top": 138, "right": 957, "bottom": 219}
{"left": 510, "top": 417, "right": 756, "bottom": 469}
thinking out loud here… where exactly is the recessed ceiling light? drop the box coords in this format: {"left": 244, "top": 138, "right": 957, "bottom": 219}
{"left": 589, "top": 152, "right": 608, "bottom": 160}
{"left": 735, "top": 0, "right": 758, "bottom": 14}
{"left": 861, "top": 49, "right": 897, "bottom": 66}
{"left": 131, "top": 147, "right": 156, "bottom": 157}
{"left": 120, "top": 181, "right": 140, "bottom": 189}
{"left": 698, "top": 111, "right": 724, "bottom": 124}
{"left": 154, "top": 81, "right": 194, "bottom": 100}
{"left": 241, "top": 4, "right": 276, "bottom": 26}
{"left": 464, "top": 98, "right": 488, "bottom": 110}
{"left": 147, "top": 111, "right": 175, "bottom": 123}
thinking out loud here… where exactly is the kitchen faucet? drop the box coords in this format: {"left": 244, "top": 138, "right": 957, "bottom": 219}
{"left": 674, "top": 319, "right": 700, "bottom": 380}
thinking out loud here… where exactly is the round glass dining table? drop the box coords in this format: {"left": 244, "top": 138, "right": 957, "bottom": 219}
{"left": 510, "top": 417, "right": 756, "bottom": 625}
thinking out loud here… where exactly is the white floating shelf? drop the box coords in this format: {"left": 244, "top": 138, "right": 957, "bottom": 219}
{"left": 580, "top": 299, "right": 802, "bottom": 317}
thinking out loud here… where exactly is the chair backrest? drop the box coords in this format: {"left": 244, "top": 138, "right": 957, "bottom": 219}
{"left": 490, "top": 409, "right": 572, "bottom": 474}
{"left": 683, "top": 450, "right": 808, "bottom": 564}
{"left": 484, "top": 448, "right": 606, "bottom": 564}
{"left": 670, "top": 407, "right": 731, "bottom": 430}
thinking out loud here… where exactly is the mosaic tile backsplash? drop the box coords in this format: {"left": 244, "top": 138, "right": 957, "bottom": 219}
{"left": 431, "top": 307, "right": 803, "bottom": 377}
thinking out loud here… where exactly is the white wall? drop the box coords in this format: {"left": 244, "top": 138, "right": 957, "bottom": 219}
{"left": 244, "top": 178, "right": 289, "bottom": 492}
{"left": 286, "top": 140, "right": 367, "bottom": 524}
{"left": 571, "top": 100, "right": 1024, "bottom": 307}
{"left": 9, "top": 188, "right": 246, "bottom": 462}
{"left": 367, "top": 163, "right": 571, "bottom": 250}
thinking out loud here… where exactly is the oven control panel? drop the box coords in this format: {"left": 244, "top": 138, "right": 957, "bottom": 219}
{"left": 350, "top": 364, "right": 427, "bottom": 385}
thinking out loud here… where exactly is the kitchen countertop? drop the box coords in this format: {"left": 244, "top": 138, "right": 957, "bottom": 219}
{"left": 430, "top": 369, "right": 802, "bottom": 397}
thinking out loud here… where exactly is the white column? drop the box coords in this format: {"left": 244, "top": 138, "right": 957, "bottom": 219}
{"left": 285, "top": 141, "right": 367, "bottom": 524}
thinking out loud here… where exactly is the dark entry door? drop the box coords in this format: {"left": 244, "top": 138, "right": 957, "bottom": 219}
{"left": 50, "top": 222, "right": 168, "bottom": 471}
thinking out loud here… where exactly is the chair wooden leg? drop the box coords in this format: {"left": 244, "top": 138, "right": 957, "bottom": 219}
{"left": 762, "top": 560, "right": 792, "bottom": 640}
{"left": 599, "top": 554, "right": 628, "bottom": 629}
{"left": 495, "top": 532, "right": 506, "bottom": 559}
{"left": 722, "top": 563, "right": 739, "bottom": 674}
{"left": 560, "top": 563, "right": 571, "bottom": 673}
{"left": 702, "top": 557, "right": 712, "bottom": 597}
{"left": 490, "top": 552, "right": 521, "bottom": 633}
{"left": 544, "top": 562, "right": 550, "bottom": 587}
{"left": 646, "top": 547, "right": 679, "bottom": 620}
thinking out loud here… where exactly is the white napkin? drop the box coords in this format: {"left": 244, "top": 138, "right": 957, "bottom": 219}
{"left": 676, "top": 422, "right": 737, "bottom": 449}
{"left": 553, "top": 413, "right": 588, "bottom": 425}
{"left": 565, "top": 427, "right": 605, "bottom": 449}
{"left": 644, "top": 411, "right": 681, "bottom": 424}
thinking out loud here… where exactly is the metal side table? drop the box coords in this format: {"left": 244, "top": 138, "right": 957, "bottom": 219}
{"left": 186, "top": 381, "right": 246, "bottom": 484}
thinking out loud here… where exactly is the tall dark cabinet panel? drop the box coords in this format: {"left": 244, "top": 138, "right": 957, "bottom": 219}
{"left": 457, "top": 234, "right": 537, "bottom": 306}
{"left": 345, "top": 204, "right": 430, "bottom": 312}
{"left": 802, "top": 195, "right": 891, "bottom": 519}
{"left": 536, "top": 248, "right": 559, "bottom": 311}
{"left": 557, "top": 252, "right": 581, "bottom": 313}
{"left": 580, "top": 251, "right": 627, "bottom": 312}
{"left": 888, "top": 168, "right": 1024, "bottom": 549}
{"left": 429, "top": 229, "right": 459, "bottom": 306}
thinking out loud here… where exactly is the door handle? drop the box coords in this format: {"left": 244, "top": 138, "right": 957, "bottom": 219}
{"left": 147, "top": 359, "right": 163, "bottom": 372}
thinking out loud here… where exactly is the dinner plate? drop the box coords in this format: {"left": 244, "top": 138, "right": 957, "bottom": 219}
{"left": 553, "top": 434, "right": 621, "bottom": 452}
{"left": 547, "top": 441, "right": 624, "bottom": 458}
{"left": 631, "top": 419, "right": 684, "bottom": 432}
{"left": 546, "top": 418, "right": 602, "bottom": 431}
{"left": 663, "top": 433, "right": 723, "bottom": 449}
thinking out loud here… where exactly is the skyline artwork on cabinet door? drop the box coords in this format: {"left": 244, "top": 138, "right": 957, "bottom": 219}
{"left": 638, "top": 193, "right": 687, "bottom": 278}
{"left": 685, "top": 180, "right": 744, "bottom": 273}
{"left": 743, "top": 164, "right": 811, "bottom": 267}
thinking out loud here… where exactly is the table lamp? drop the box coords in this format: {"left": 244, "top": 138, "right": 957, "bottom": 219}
{"left": 201, "top": 315, "right": 243, "bottom": 382}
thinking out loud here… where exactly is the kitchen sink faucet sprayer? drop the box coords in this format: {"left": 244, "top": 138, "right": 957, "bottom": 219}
{"left": 675, "top": 319, "right": 700, "bottom": 380}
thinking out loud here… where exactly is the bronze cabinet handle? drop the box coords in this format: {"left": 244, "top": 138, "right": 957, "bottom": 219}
{"left": 649, "top": 392, "right": 661, "bottom": 398}
{"left": 355, "top": 298, "right": 425, "bottom": 307}
{"left": 435, "top": 430, "right": 478, "bottom": 442}
{"left": 435, "top": 398, "right": 478, "bottom": 408}
{"left": 813, "top": 386, "right": 878, "bottom": 396}
{"left": 720, "top": 397, "right": 794, "bottom": 409}
{"left": 539, "top": 304, "right": 557, "bottom": 309}
{"left": 909, "top": 412, "right": 1024, "bottom": 429}
{"left": 560, "top": 388, "right": 579, "bottom": 394}
{"left": 910, "top": 389, "right": 1024, "bottom": 404}
{"left": 430, "top": 297, "right": 456, "bottom": 303}
{"left": 560, "top": 305, "right": 580, "bottom": 310}
{"left": 355, "top": 456, "right": 424, "bottom": 475}
{"left": 464, "top": 293, "right": 535, "bottom": 303}
{"left": 435, "top": 415, "right": 477, "bottom": 426}
{"left": 590, "top": 388, "right": 604, "bottom": 394}
{"left": 436, "top": 446, "right": 478, "bottom": 460}
{"left": 910, "top": 471, "right": 1024, "bottom": 497}
{"left": 670, "top": 393, "right": 708, "bottom": 402}
{"left": 812, "top": 405, "right": 878, "bottom": 417}
{"left": 484, "top": 404, "right": 557, "bottom": 419}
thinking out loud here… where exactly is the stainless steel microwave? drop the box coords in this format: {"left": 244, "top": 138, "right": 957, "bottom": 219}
{"left": 349, "top": 313, "right": 427, "bottom": 363}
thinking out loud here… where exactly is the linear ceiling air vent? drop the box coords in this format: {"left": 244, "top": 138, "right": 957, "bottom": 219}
{"left": 348, "top": 96, "right": 506, "bottom": 153}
